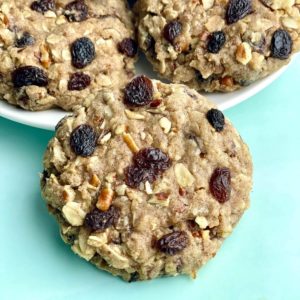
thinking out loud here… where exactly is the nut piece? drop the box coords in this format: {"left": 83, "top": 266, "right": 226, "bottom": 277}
{"left": 220, "top": 76, "right": 234, "bottom": 87}
{"left": 62, "top": 202, "right": 86, "bottom": 226}
{"left": 40, "top": 43, "right": 51, "bottom": 68}
{"left": 96, "top": 185, "right": 114, "bottom": 211}
{"left": 159, "top": 117, "right": 172, "bottom": 134}
{"left": 236, "top": 42, "right": 252, "bottom": 65}
{"left": 123, "top": 133, "right": 139, "bottom": 153}
{"left": 174, "top": 163, "right": 195, "bottom": 187}
{"left": 195, "top": 216, "right": 209, "bottom": 229}
{"left": 89, "top": 174, "right": 101, "bottom": 187}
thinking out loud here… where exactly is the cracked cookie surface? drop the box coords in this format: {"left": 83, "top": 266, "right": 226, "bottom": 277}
{"left": 0, "top": 0, "right": 136, "bottom": 111}
{"left": 135, "top": 0, "right": 300, "bottom": 92}
{"left": 41, "top": 77, "right": 252, "bottom": 281}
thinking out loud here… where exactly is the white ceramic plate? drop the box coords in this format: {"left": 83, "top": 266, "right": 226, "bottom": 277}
{"left": 0, "top": 54, "right": 290, "bottom": 131}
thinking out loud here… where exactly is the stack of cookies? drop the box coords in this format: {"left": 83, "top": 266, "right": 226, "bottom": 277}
{"left": 1, "top": 0, "right": 299, "bottom": 281}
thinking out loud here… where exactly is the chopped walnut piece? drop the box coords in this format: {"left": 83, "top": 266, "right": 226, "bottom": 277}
{"left": 123, "top": 133, "right": 139, "bottom": 153}
{"left": 90, "top": 174, "right": 100, "bottom": 187}
{"left": 96, "top": 185, "right": 114, "bottom": 211}
{"left": 236, "top": 42, "right": 252, "bottom": 65}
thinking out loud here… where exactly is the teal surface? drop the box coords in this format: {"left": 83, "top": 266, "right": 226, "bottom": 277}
{"left": 0, "top": 57, "right": 300, "bottom": 300}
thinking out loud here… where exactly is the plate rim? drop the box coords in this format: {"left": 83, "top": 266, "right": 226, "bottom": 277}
{"left": 0, "top": 61, "right": 291, "bottom": 131}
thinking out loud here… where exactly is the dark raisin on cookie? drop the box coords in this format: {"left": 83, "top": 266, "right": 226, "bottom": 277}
{"left": 70, "top": 124, "right": 97, "bottom": 157}
{"left": 157, "top": 231, "right": 188, "bottom": 255}
{"left": 125, "top": 147, "right": 171, "bottom": 188}
{"left": 64, "top": 0, "right": 88, "bottom": 22}
{"left": 163, "top": 20, "right": 182, "bottom": 44}
{"left": 226, "top": 0, "right": 252, "bottom": 24}
{"left": 118, "top": 38, "right": 138, "bottom": 58}
{"left": 124, "top": 75, "right": 153, "bottom": 106}
{"left": 209, "top": 167, "right": 231, "bottom": 203}
{"left": 206, "top": 108, "right": 225, "bottom": 132}
{"left": 124, "top": 165, "right": 156, "bottom": 188}
{"left": 12, "top": 66, "right": 48, "bottom": 88}
{"left": 71, "top": 37, "right": 96, "bottom": 69}
{"left": 270, "top": 29, "right": 293, "bottom": 60}
{"left": 68, "top": 72, "right": 91, "bottom": 91}
{"left": 134, "top": 147, "right": 171, "bottom": 172}
{"left": 15, "top": 32, "right": 35, "bottom": 48}
{"left": 84, "top": 206, "right": 119, "bottom": 231}
{"left": 207, "top": 31, "right": 226, "bottom": 54}
{"left": 30, "top": 0, "right": 55, "bottom": 14}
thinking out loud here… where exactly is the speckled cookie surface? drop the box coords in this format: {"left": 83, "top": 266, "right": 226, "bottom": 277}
{"left": 135, "top": 0, "right": 300, "bottom": 92}
{"left": 0, "top": 0, "right": 136, "bottom": 111}
{"left": 41, "top": 77, "right": 252, "bottom": 281}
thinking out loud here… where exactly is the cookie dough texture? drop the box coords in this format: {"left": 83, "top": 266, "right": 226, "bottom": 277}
{"left": 41, "top": 79, "right": 252, "bottom": 281}
{"left": 0, "top": 0, "right": 136, "bottom": 111}
{"left": 135, "top": 0, "right": 300, "bottom": 92}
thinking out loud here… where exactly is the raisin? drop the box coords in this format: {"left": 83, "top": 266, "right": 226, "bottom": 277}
{"left": 207, "top": 31, "right": 226, "bottom": 54}
{"left": 30, "top": 0, "right": 55, "bottom": 14}
{"left": 270, "top": 29, "right": 293, "bottom": 60}
{"left": 163, "top": 20, "right": 182, "bottom": 44}
{"left": 71, "top": 37, "right": 95, "bottom": 69}
{"left": 15, "top": 32, "right": 35, "bottom": 48}
{"left": 118, "top": 38, "right": 138, "bottom": 58}
{"left": 124, "top": 75, "right": 153, "bottom": 107}
{"left": 68, "top": 72, "right": 91, "bottom": 91}
{"left": 64, "top": 0, "right": 88, "bottom": 22}
{"left": 124, "top": 165, "right": 156, "bottom": 188}
{"left": 134, "top": 147, "right": 171, "bottom": 173}
{"left": 84, "top": 206, "right": 119, "bottom": 231}
{"left": 70, "top": 124, "right": 97, "bottom": 157}
{"left": 157, "top": 231, "right": 188, "bottom": 255}
{"left": 209, "top": 167, "right": 231, "bottom": 203}
{"left": 12, "top": 66, "right": 48, "bottom": 88}
{"left": 125, "top": 148, "right": 171, "bottom": 188}
{"left": 206, "top": 108, "right": 225, "bottom": 132}
{"left": 226, "top": 0, "right": 252, "bottom": 24}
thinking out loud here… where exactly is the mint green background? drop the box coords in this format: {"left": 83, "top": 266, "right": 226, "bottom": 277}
{"left": 0, "top": 56, "right": 299, "bottom": 300}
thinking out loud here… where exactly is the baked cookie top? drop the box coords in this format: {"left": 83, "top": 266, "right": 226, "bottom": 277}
{"left": 135, "top": 0, "right": 300, "bottom": 92}
{"left": 0, "top": 0, "right": 136, "bottom": 111}
{"left": 42, "top": 76, "right": 252, "bottom": 281}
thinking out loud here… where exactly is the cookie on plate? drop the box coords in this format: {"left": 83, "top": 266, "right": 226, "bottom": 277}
{"left": 135, "top": 0, "right": 300, "bottom": 92}
{"left": 41, "top": 76, "right": 252, "bottom": 281}
{"left": 0, "top": 0, "right": 136, "bottom": 111}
